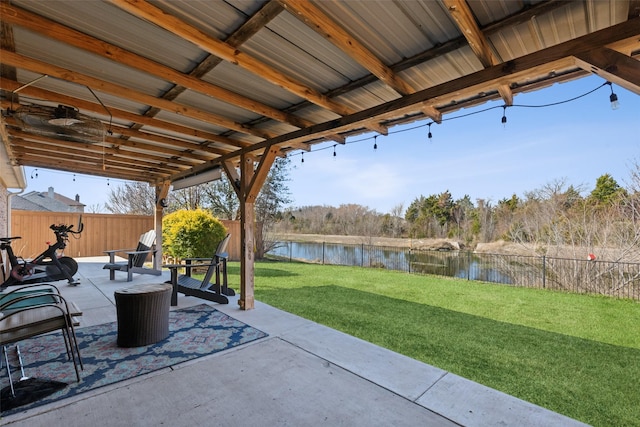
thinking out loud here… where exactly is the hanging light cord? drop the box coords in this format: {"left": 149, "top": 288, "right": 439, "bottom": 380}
{"left": 296, "top": 81, "right": 612, "bottom": 158}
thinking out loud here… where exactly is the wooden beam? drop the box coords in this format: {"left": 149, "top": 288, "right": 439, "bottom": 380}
{"left": 10, "top": 138, "right": 179, "bottom": 174}
{"left": 110, "top": 0, "right": 356, "bottom": 117}
{"left": 3, "top": 117, "right": 222, "bottom": 164}
{"left": 209, "top": 17, "right": 640, "bottom": 157}
{"left": 0, "top": 2, "right": 311, "bottom": 130}
{"left": 442, "top": 0, "right": 513, "bottom": 105}
{"left": 282, "top": 1, "right": 568, "bottom": 117}
{"left": 280, "top": 0, "right": 415, "bottom": 96}
{"left": 0, "top": 49, "right": 268, "bottom": 142}
{"left": 247, "top": 146, "right": 279, "bottom": 203}
{"left": 573, "top": 47, "right": 640, "bottom": 95}
{"left": 11, "top": 156, "right": 163, "bottom": 182}
{"left": 0, "top": 79, "right": 242, "bottom": 151}
{"left": 222, "top": 160, "right": 242, "bottom": 199}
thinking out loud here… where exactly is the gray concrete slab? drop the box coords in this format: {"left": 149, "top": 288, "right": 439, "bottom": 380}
{"left": 280, "top": 322, "right": 448, "bottom": 402}
{"left": 0, "top": 258, "right": 589, "bottom": 426}
{"left": 416, "top": 373, "right": 590, "bottom": 427}
{"left": 5, "top": 338, "right": 458, "bottom": 427}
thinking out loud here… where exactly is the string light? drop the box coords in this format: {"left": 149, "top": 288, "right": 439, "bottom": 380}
{"left": 107, "top": 178, "right": 110, "bottom": 186}
{"left": 608, "top": 82, "right": 620, "bottom": 110}
{"left": 30, "top": 168, "right": 38, "bottom": 179}
{"left": 72, "top": 174, "right": 76, "bottom": 182}
{"left": 289, "top": 80, "right": 615, "bottom": 163}
{"left": 301, "top": 152, "right": 304, "bottom": 163}
{"left": 373, "top": 135, "right": 378, "bottom": 151}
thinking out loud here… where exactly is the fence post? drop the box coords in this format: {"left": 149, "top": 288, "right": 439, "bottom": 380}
{"left": 408, "top": 248, "right": 411, "bottom": 273}
{"left": 361, "top": 243, "right": 364, "bottom": 267}
{"left": 542, "top": 255, "right": 546, "bottom": 289}
{"left": 467, "top": 251, "right": 471, "bottom": 280}
{"left": 322, "top": 241, "right": 325, "bottom": 265}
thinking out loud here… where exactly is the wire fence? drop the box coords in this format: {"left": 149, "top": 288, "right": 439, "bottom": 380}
{"left": 267, "top": 241, "right": 640, "bottom": 301}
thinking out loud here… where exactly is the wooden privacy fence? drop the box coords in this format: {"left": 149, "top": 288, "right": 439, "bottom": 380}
{"left": 9, "top": 211, "right": 242, "bottom": 260}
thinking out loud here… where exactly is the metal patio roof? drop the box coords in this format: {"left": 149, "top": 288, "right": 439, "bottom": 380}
{"left": 1, "top": 0, "right": 639, "bottom": 187}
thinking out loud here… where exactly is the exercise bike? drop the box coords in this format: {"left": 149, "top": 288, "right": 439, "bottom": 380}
{"left": 1, "top": 219, "right": 83, "bottom": 290}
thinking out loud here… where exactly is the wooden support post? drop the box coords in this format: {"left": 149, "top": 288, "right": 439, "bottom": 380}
{"left": 239, "top": 154, "right": 255, "bottom": 310}
{"left": 239, "top": 199, "right": 255, "bottom": 310}
{"left": 154, "top": 181, "right": 170, "bottom": 270}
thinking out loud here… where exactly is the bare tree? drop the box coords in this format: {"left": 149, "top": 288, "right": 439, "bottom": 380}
{"left": 105, "top": 181, "right": 154, "bottom": 215}
{"left": 202, "top": 175, "right": 239, "bottom": 220}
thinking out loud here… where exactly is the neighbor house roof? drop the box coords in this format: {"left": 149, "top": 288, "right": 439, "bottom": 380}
{"left": 15, "top": 187, "right": 85, "bottom": 212}
{"left": 0, "top": 0, "right": 638, "bottom": 186}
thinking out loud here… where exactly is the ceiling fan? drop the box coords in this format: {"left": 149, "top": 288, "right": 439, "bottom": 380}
{"left": 8, "top": 104, "right": 105, "bottom": 143}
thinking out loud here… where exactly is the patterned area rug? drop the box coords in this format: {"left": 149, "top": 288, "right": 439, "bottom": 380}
{"left": 1, "top": 304, "right": 267, "bottom": 415}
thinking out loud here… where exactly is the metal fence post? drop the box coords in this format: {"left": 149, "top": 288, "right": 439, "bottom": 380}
{"left": 542, "top": 255, "right": 546, "bottom": 289}
{"left": 322, "top": 241, "right": 325, "bottom": 265}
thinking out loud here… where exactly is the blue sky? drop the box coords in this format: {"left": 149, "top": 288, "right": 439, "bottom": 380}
{"left": 21, "top": 74, "right": 639, "bottom": 214}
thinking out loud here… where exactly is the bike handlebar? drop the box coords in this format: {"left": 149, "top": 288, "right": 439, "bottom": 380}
{"left": 50, "top": 223, "right": 82, "bottom": 235}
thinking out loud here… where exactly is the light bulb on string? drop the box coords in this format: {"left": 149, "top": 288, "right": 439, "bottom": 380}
{"left": 427, "top": 123, "right": 433, "bottom": 141}
{"left": 107, "top": 178, "right": 110, "bottom": 186}
{"left": 373, "top": 135, "right": 378, "bottom": 151}
{"left": 301, "top": 152, "right": 304, "bottom": 163}
{"left": 501, "top": 106, "right": 507, "bottom": 127}
{"left": 72, "top": 174, "right": 76, "bottom": 182}
{"left": 333, "top": 144, "right": 337, "bottom": 159}
{"left": 608, "top": 82, "right": 620, "bottom": 110}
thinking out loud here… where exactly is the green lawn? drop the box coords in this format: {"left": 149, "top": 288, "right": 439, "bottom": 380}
{"left": 222, "top": 261, "right": 640, "bottom": 427}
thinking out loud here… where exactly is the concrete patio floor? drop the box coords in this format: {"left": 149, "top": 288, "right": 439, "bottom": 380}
{"left": 1, "top": 257, "right": 588, "bottom": 426}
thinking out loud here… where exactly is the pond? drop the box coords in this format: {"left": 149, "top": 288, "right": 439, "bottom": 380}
{"left": 267, "top": 241, "right": 513, "bottom": 284}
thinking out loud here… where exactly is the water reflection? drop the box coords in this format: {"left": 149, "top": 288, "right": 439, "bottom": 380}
{"left": 268, "top": 241, "right": 512, "bottom": 284}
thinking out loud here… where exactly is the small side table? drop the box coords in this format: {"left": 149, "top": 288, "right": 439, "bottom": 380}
{"left": 114, "top": 283, "right": 172, "bottom": 347}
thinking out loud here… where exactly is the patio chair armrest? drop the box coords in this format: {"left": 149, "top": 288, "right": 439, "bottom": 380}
{"left": 182, "top": 257, "right": 210, "bottom": 262}
{"left": 162, "top": 263, "right": 182, "bottom": 269}
{"left": 125, "top": 249, "right": 156, "bottom": 256}
{"left": 0, "top": 283, "right": 61, "bottom": 300}
{"left": 104, "top": 248, "right": 136, "bottom": 255}
{"left": 104, "top": 248, "right": 136, "bottom": 263}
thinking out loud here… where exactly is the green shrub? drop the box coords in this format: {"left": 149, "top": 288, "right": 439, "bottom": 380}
{"left": 162, "top": 209, "right": 227, "bottom": 260}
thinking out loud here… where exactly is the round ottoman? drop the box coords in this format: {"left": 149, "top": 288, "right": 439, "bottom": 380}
{"left": 114, "top": 283, "right": 172, "bottom": 347}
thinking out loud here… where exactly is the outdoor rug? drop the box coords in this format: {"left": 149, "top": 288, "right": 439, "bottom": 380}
{"left": 0, "top": 304, "right": 267, "bottom": 415}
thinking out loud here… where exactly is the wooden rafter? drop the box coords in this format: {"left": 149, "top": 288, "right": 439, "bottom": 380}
{"left": 280, "top": 0, "right": 415, "bottom": 96}
{"left": 0, "top": 80, "right": 241, "bottom": 152}
{"left": 0, "top": 2, "right": 310, "bottom": 130}
{"left": 203, "top": 18, "right": 639, "bottom": 162}
{"left": 279, "top": 0, "right": 442, "bottom": 124}
{"left": 442, "top": 0, "right": 513, "bottom": 105}
{"left": 111, "top": 0, "right": 355, "bottom": 117}
{"left": 0, "top": 50, "right": 267, "bottom": 142}
{"left": 573, "top": 47, "right": 640, "bottom": 94}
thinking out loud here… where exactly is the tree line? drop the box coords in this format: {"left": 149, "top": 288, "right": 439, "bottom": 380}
{"left": 104, "top": 156, "right": 639, "bottom": 262}
{"left": 275, "top": 166, "right": 639, "bottom": 262}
